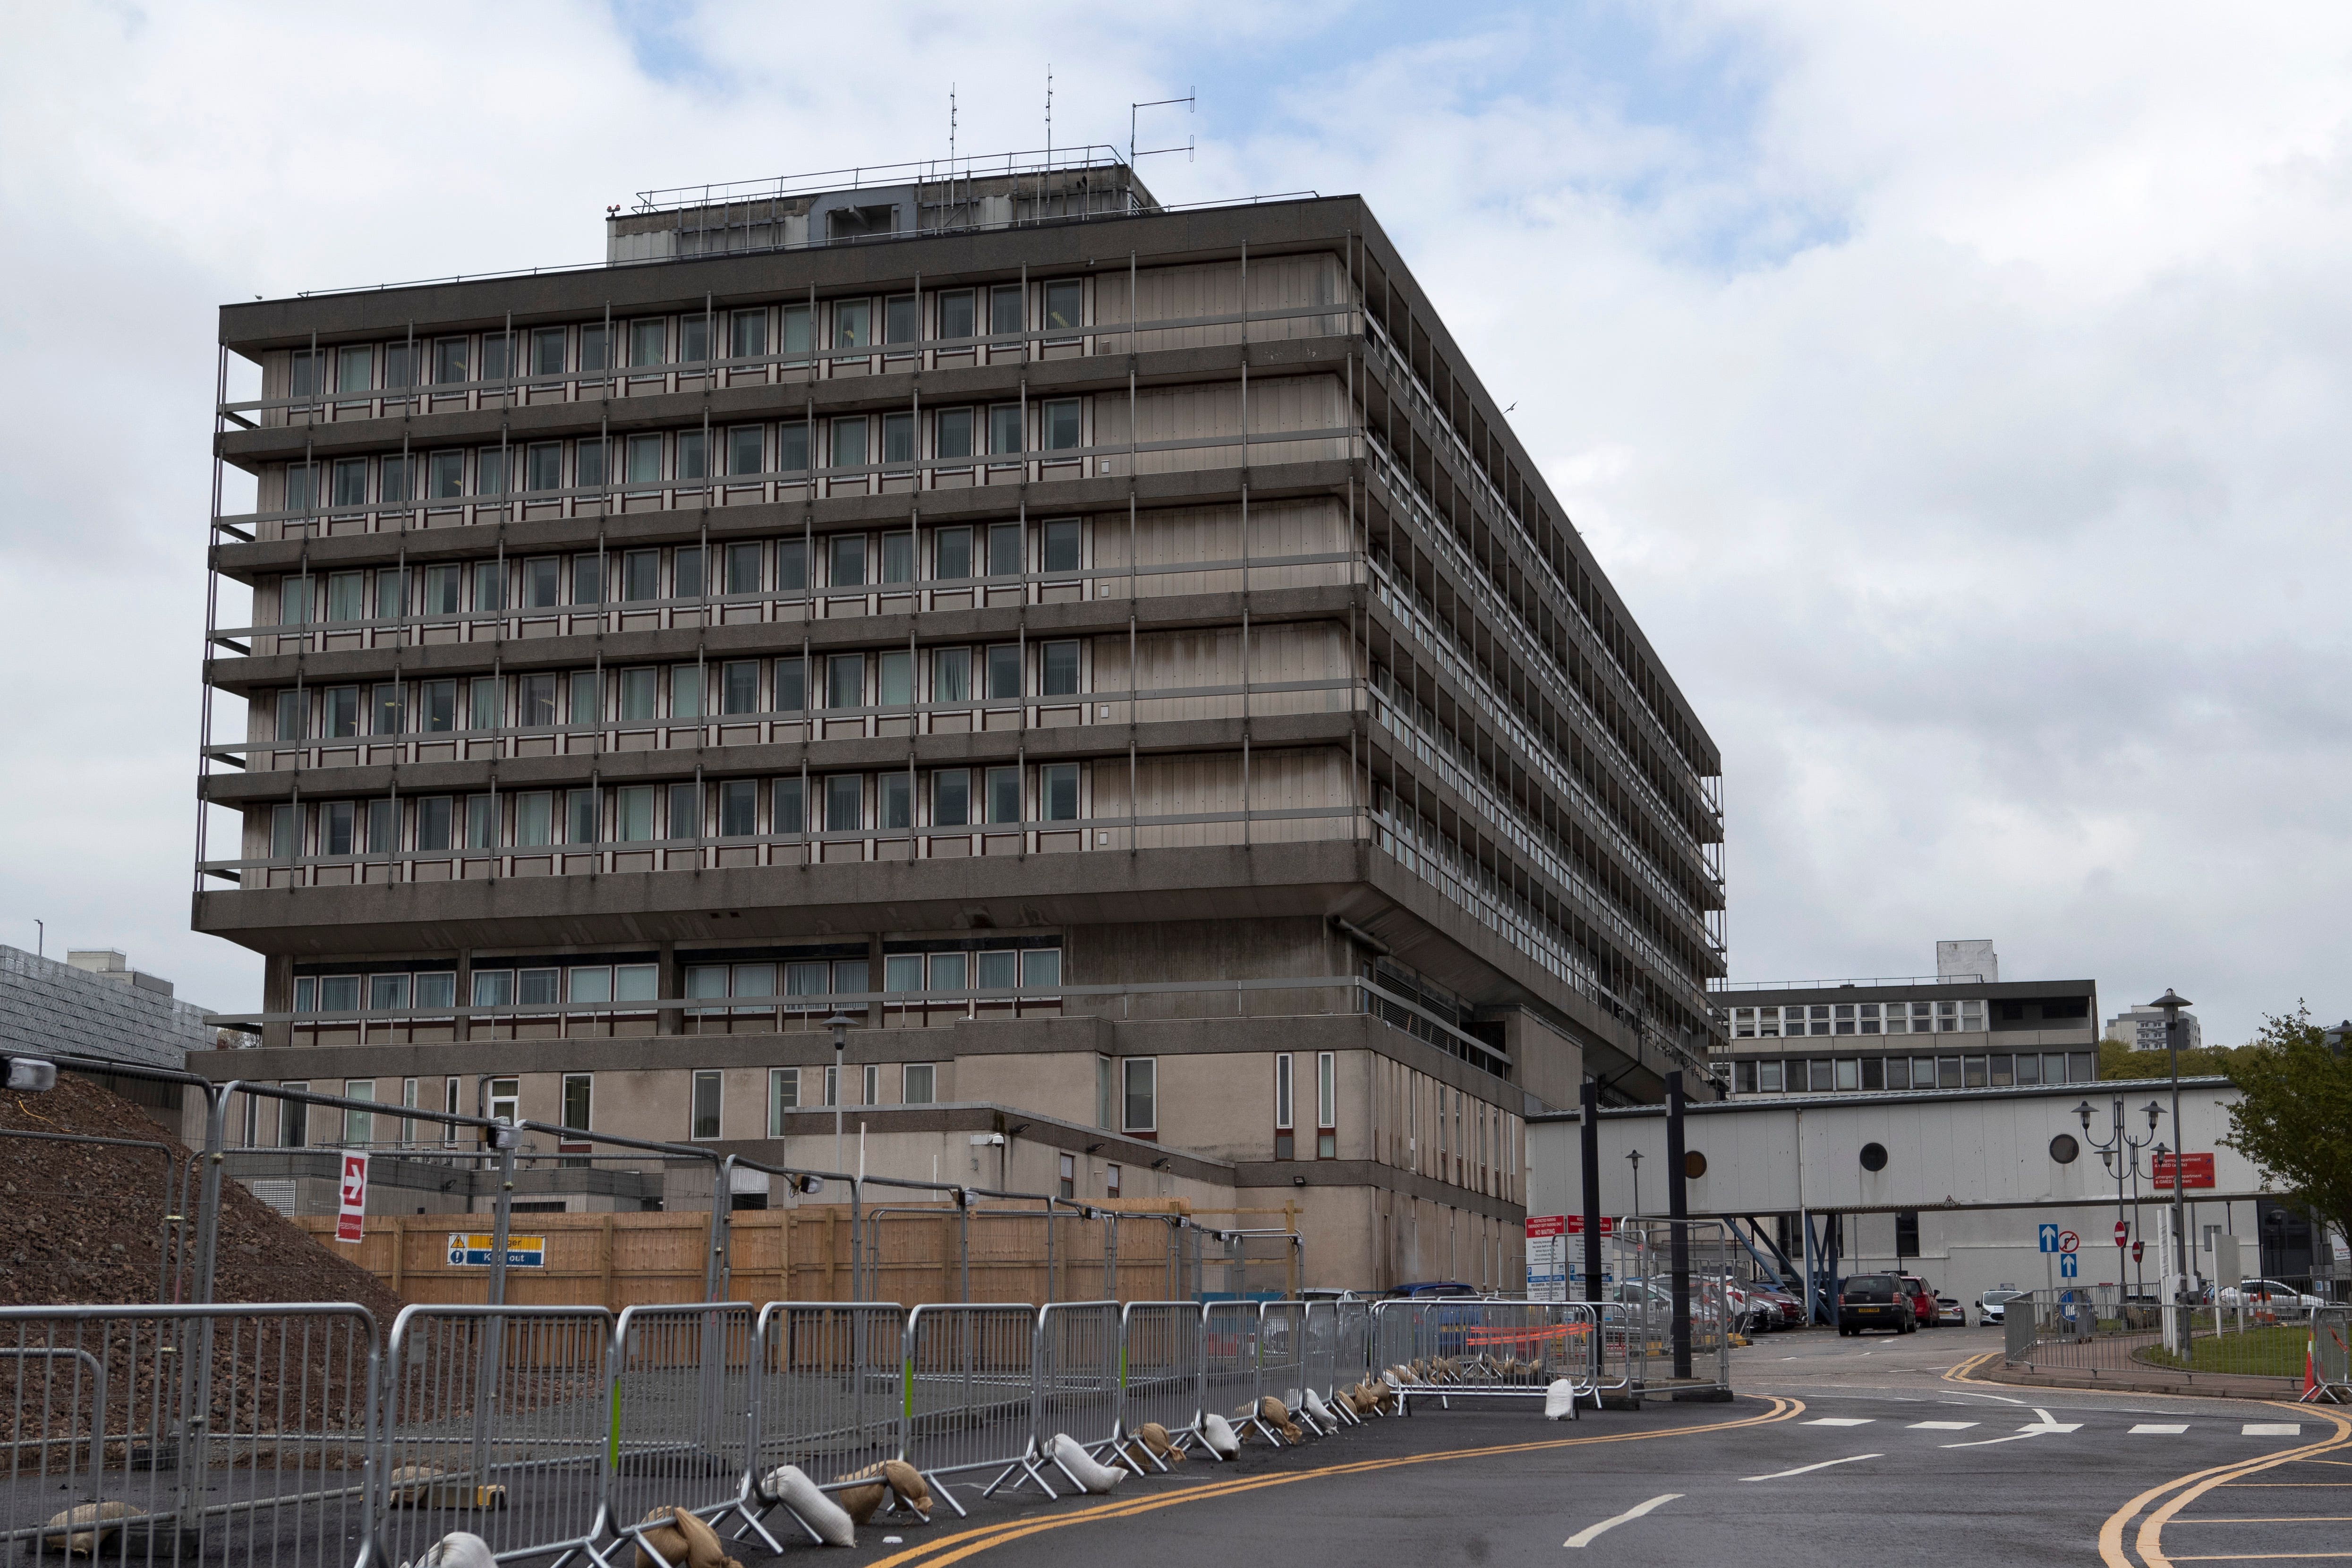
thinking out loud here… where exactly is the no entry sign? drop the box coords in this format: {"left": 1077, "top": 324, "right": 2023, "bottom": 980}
{"left": 2113, "top": 1220, "right": 2130, "bottom": 1247}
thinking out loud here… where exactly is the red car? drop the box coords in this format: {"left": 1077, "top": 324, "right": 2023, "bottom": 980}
{"left": 1900, "top": 1274, "right": 1941, "bottom": 1328}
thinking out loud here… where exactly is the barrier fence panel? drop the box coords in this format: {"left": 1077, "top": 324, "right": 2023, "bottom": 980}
{"left": 1301, "top": 1302, "right": 1341, "bottom": 1422}
{"left": 1030, "top": 1302, "right": 1122, "bottom": 1485}
{"left": 379, "top": 1304, "right": 612, "bottom": 1568}
{"left": 1335, "top": 1301, "right": 1373, "bottom": 1410}
{"left": 1259, "top": 1302, "right": 1308, "bottom": 1421}
{"left": 1613, "top": 1220, "right": 1734, "bottom": 1396}
{"left": 901, "top": 1304, "right": 1040, "bottom": 1507}
{"left": 606, "top": 1303, "right": 756, "bottom": 1563}
{"left": 2313, "top": 1307, "right": 2350, "bottom": 1403}
{"left": 1116, "top": 1303, "right": 1204, "bottom": 1462}
{"left": 0, "top": 1303, "right": 375, "bottom": 1568}
{"left": 1202, "top": 1301, "right": 1271, "bottom": 1440}
{"left": 2005, "top": 1288, "right": 2338, "bottom": 1383}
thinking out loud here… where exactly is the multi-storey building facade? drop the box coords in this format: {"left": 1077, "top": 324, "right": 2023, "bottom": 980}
{"left": 1713, "top": 974, "right": 2101, "bottom": 1097}
{"left": 190, "top": 156, "right": 1726, "bottom": 1290}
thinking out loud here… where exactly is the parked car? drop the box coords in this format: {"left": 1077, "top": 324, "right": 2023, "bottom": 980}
{"left": 1837, "top": 1273, "right": 1917, "bottom": 1336}
{"left": 1387, "top": 1281, "right": 1479, "bottom": 1299}
{"left": 1745, "top": 1282, "right": 1803, "bottom": 1329}
{"left": 1935, "top": 1290, "right": 1964, "bottom": 1326}
{"left": 2217, "top": 1278, "right": 2326, "bottom": 1312}
{"left": 1900, "top": 1274, "right": 1943, "bottom": 1327}
{"left": 1979, "top": 1287, "right": 2027, "bottom": 1325}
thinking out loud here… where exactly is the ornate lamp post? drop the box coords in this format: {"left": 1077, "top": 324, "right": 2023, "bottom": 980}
{"left": 2078, "top": 1095, "right": 2163, "bottom": 1303}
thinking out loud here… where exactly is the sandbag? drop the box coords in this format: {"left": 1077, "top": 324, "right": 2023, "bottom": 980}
{"left": 42, "top": 1502, "right": 131, "bottom": 1557}
{"left": 1201, "top": 1411, "right": 1239, "bottom": 1458}
{"left": 1049, "top": 1433, "right": 1126, "bottom": 1494}
{"left": 400, "top": 1534, "right": 495, "bottom": 1568}
{"left": 1543, "top": 1378, "right": 1578, "bottom": 1421}
{"left": 1255, "top": 1396, "right": 1304, "bottom": 1443}
{"left": 1303, "top": 1388, "right": 1337, "bottom": 1428}
{"left": 633, "top": 1506, "right": 741, "bottom": 1568}
{"left": 758, "top": 1465, "right": 854, "bottom": 1548}
{"left": 1133, "top": 1422, "right": 1185, "bottom": 1463}
{"left": 835, "top": 1467, "right": 888, "bottom": 1527}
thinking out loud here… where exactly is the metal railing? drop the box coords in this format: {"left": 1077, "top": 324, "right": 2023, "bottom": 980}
{"left": 2003, "top": 1288, "right": 2344, "bottom": 1385}
{"left": 1372, "top": 1299, "right": 1598, "bottom": 1415}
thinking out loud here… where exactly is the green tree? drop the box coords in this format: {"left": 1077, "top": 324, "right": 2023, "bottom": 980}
{"left": 2097, "top": 1036, "right": 2245, "bottom": 1082}
{"left": 2221, "top": 1005, "right": 2352, "bottom": 1257}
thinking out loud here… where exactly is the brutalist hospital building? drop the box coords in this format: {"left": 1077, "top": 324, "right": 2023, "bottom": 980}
{"left": 189, "top": 157, "right": 1725, "bottom": 1291}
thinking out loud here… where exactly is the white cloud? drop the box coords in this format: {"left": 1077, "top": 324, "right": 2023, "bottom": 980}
{"left": 4, "top": 0, "right": 2346, "bottom": 1040}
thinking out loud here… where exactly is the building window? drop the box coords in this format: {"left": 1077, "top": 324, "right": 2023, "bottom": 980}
{"left": 1043, "top": 279, "right": 1083, "bottom": 334}
{"left": 1105, "top": 1163, "right": 1120, "bottom": 1200}
{"left": 771, "top": 777, "right": 805, "bottom": 836}
{"left": 280, "top": 1083, "right": 309, "bottom": 1148}
{"left": 342, "top": 1080, "right": 375, "bottom": 1147}
{"left": 1274, "top": 1053, "right": 1294, "bottom": 1159}
{"left": 690, "top": 1071, "right": 723, "bottom": 1140}
{"left": 1040, "top": 398, "right": 1081, "bottom": 452}
{"left": 487, "top": 1077, "right": 520, "bottom": 1126}
{"left": 1122, "top": 1058, "right": 1156, "bottom": 1134}
{"left": 990, "top": 283, "right": 1023, "bottom": 338}
{"left": 985, "top": 644, "right": 1022, "bottom": 701}
{"left": 988, "top": 403, "right": 1024, "bottom": 457}
{"left": 1096, "top": 1057, "right": 1114, "bottom": 1130}
{"left": 1040, "top": 765, "right": 1079, "bottom": 823}
{"left": 1316, "top": 1051, "right": 1337, "bottom": 1159}
{"left": 903, "top": 1063, "right": 935, "bottom": 1105}
{"left": 1059, "top": 1153, "right": 1075, "bottom": 1201}
{"left": 562, "top": 1074, "right": 592, "bottom": 1135}
{"left": 985, "top": 766, "right": 1021, "bottom": 826}
{"left": 1040, "top": 640, "right": 1080, "bottom": 697}
{"left": 940, "top": 288, "right": 976, "bottom": 341}
{"left": 1835, "top": 1057, "right": 1859, "bottom": 1091}
{"left": 767, "top": 1068, "right": 800, "bottom": 1135}
{"left": 933, "top": 647, "right": 971, "bottom": 703}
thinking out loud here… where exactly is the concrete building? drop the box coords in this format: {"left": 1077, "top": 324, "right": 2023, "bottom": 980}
{"left": 186, "top": 153, "right": 1726, "bottom": 1291}
{"left": 2107, "top": 1005, "right": 2202, "bottom": 1052}
{"left": 1, "top": 945, "right": 239, "bottom": 1072}
{"left": 1710, "top": 943, "right": 2099, "bottom": 1098}
{"left": 1527, "top": 1076, "right": 2295, "bottom": 1318}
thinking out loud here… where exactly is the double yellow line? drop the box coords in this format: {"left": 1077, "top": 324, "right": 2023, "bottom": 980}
{"left": 867, "top": 1398, "right": 1805, "bottom": 1568}
{"left": 2099, "top": 1403, "right": 2351, "bottom": 1568}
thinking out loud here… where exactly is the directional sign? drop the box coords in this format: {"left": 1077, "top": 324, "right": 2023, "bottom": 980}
{"left": 334, "top": 1152, "right": 369, "bottom": 1244}
{"left": 2059, "top": 1230, "right": 2079, "bottom": 1254}
{"left": 2038, "top": 1223, "right": 2061, "bottom": 1254}
{"left": 2151, "top": 1153, "right": 2216, "bottom": 1190}
{"left": 2113, "top": 1220, "right": 2130, "bottom": 1247}
{"left": 2059, "top": 1253, "right": 2079, "bottom": 1279}
{"left": 445, "top": 1234, "right": 545, "bottom": 1269}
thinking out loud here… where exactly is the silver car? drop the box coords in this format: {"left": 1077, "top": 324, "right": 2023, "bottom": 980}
{"left": 1979, "top": 1287, "right": 2026, "bottom": 1325}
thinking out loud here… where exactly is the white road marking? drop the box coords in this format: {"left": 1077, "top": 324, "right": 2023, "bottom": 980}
{"left": 1805, "top": 1417, "right": 1875, "bottom": 1427}
{"left": 1908, "top": 1421, "right": 1979, "bottom": 1431}
{"left": 1941, "top": 1422, "right": 2079, "bottom": 1448}
{"left": 2132, "top": 1424, "right": 2190, "bottom": 1435}
{"left": 2244, "top": 1423, "right": 2302, "bottom": 1437}
{"left": 1744, "top": 1454, "right": 1883, "bottom": 1482}
{"left": 2024, "top": 1423, "right": 2085, "bottom": 1434}
{"left": 1564, "top": 1493, "right": 1681, "bottom": 1548}
{"left": 1946, "top": 1390, "right": 2034, "bottom": 1406}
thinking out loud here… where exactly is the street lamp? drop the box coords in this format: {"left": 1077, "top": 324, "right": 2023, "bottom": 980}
{"left": 2147, "top": 989, "right": 2193, "bottom": 1307}
{"left": 1626, "top": 1147, "right": 1643, "bottom": 1220}
{"left": 2079, "top": 1094, "right": 2161, "bottom": 1300}
{"left": 825, "top": 1012, "right": 856, "bottom": 1174}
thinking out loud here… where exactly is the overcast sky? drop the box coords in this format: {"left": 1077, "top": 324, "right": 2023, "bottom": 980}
{"left": 4, "top": 1, "right": 2345, "bottom": 1043}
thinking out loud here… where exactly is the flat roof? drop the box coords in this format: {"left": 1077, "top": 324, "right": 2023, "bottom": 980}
{"left": 1528, "top": 1074, "right": 2233, "bottom": 1123}
{"left": 1712, "top": 978, "right": 2097, "bottom": 1005}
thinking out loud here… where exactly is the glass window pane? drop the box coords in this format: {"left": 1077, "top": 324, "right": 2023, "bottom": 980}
{"left": 415, "top": 797, "right": 452, "bottom": 851}
{"left": 940, "top": 290, "right": 975, "bottom": 340}
{"left": 988, "top": 522, "right": 1023, "bottom": 577}
{"left": 718, "top": 779, "right": 756, "bottom": 835}
{"left": 931, "top": 952, "right": 967, "bottom": 990}
{"left": 834, "top": 299, "right": 870, "bottom": 349}
{"left": 1122, "top": 1058, "right": 1154, "bottom": 1130}
{"left": 934, "top": 526, "right": 972, "bottom": 580}
{"left": 985, "top": 765, "right": 1021, "bottom": 824}
{"left": 1040, "top": 641, "right": 1079, "bottom": 696}
{"left": 771, "top": 776, "right": 805, "bottom": 835}
{"left": 626, "top": 434, "right": 663, "bottom": 485}
{"left": 879, "top": 771, "right": 911, "bottom": 830}
{"left": 989, "top": 404, "right": 1023, "bottom": 456}
{"left": 615, "top": 964, "right": 657, "bottom": 1002}
{"left": 1042, "top": 399, "right": 1081, "bottom": 451}
{"left": 631, "top": 319, "right": 666, "bottom": 366}
{"left": 885, "top": 954, "right": 923, "bottom": 993}
{"left": 567, "top": 787, "right": 599, "bottom": 844}
{"left": 976, "top": 950, "right": 1016, "bottom": 989}
{"left": 777, "top": 424, "right": 809, "bottom": 473}
{"left": 990, "top": 284, "right": 1023, "bottom": 336}
{"left": 728, "top": 426, "right": 763, "bottom": 476}
{"left": 619, "top": 668, "right": 657, "bottom": 722}
{"left": 774, "top": 656, "right": 806, "bottom": 713}
{"left": 827, "top": 653, "right": 863, "bottom": 709}
{"left": 1041, "top": 764, "right": 1078, "bottom": 822}
{"left": 616, "top": 785, "right": 655, "bottom": 841}
{"left": 828, "top": 534, "right": 865, "bottom": 588}
{"left": 1044, "top": 280, "right": 1083, "bottom": 332}
{"left": 936, "top": 408, "right": 974, "bottom": 462}
{"left": 721, "top": 660, "right": 759, "bottom": 714}
{"left": 932, "top": 769, "right": 970, "bottom": 827}
{"left": 903, "top": 1063, "right": 935, "bottom": 1104}
{"left": 882, "top": 412, "right": 914, "bottom": 466}
{"left": 576, "top": 439, "right": 607, "bottom": 488}
{"left": 932, "top": 647, "right": 970, "bottom": 702}
{"left": 878, "top": 651, "right": 912, "bottom": 707}
{"left": 669, "top": 781, "right": 701, "bottom": 838}
{"left": 881, "top": 531, "right": 913, "bottom": 583}
{"left": 671, "top": 665, "right": 703, "bottom": 719}
{"left": 622, "top": 550, "right": 659, "bottom": 601}
{"left": 986, "top": 644, "right": 1022, "bottom": 699}
{"left": 825, "top": 774, "right": 862, "bottom": 832}
{"left": 1021, "top": 948, "right": 1061, "bottom": 989}
{"left": 831, "top": 418, "right": 868, "bottom": 470}
{"left": 579, "top": 324, "right": 610, "bottom": 374}
{"left": 884, "top": 294, "right": 919, "bottom": 345}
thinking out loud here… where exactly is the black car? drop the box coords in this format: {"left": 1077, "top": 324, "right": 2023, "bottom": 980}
{"left": 1837, "top": 1272, "right": 1918, "bottom": 1336}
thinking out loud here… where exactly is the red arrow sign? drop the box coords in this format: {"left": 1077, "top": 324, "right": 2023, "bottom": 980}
{"left": 2114, "top": 1220, "right": 2130, "bottom": 1247}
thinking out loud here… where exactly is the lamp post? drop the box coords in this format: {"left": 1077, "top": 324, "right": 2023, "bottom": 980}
{"left": 2147, "top": 989, "right": 2193, "bottom": 1312}
{"left": 825, "top": 1012, "right": 856, "bottom": 1175}
{"left": 1626, "top": 1147, "right": 1643, "bottom": 1221}
{"left": 2078, "top": 1095, "right": 2161, "bottom": 1299}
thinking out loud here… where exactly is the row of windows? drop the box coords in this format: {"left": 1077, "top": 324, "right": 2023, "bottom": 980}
{"left": 1726, "top": 1000, "right": 1989, "bottom": 1038}
{"left": 289, "top": 947, "right": 1063, "bottom": 1014}
{"left": 282, "top": 280, "right": 1090, "bottom": 397}
{"left": 1273, "top": 1051, "right": 1338, "bottom": 1160}
{"left": 270, "top": 520, "right": 1082, "bottom": 626}
{"left": 279, "top": 401, "right": 1088, "bottom": 513}
{"left": 264, "top": 767, "right": 1087, "bottom": 857}
{"left": 1726, "top": 1050, "right": 2098, "bottom": 1094}
{"left": 266, "top": 643, "right": 1085, "bottom": 742}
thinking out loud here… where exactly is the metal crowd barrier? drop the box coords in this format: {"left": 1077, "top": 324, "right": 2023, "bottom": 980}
{"left": 0, "top": 1303, "right": 377, "bottom": 1566}
{"left": 1203, "top": 1301, "right": 1278, "bottom": 1441}
{"left": 2312, "top": 1306, "right": 2351, "bottom": 1403}
{"left": 1374, "top": 1300, "right": 1597, "bottom": 1415}
{"left": 1259, "top": 1301, "right": 1309, "bottom": 1416}
{"left": 903, "top": 1303, "right": 1043, "bottom": 1506}
{"left": 737, "top": 1301, "right": 908, "bottom": 1542}
{"left": 1116, "top": 1301, "right": 1206, "bottom": 1462}
{"left": 379, "top": 1304, "right": 612, "bottom": 1568}
{"left": 1023, "top": 1301, "right": 1123, "bottom": 1490}
{"left": 1300, "top": 1302, "right": 1346, "bottom": 1424}
{"left": 607, "top": 1303, "right": 757, "bottom": 1563}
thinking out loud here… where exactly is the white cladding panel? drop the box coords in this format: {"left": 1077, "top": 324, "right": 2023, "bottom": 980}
{"left": 1529, "top": 1082, "right": 2258, "bottom": 1221}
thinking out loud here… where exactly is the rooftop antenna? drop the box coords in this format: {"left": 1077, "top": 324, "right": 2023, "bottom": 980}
{"left": 1130, "top": 88, "right": 1197, "bottom": 166}
{"left": 1045, "top": 63, "right": 1053, "bottom": 163}
{"left": 949, "top": 83, "right": 957, "bottom": 170}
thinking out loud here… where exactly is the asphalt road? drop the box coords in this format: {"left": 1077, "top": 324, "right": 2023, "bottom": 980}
{"left": 774, "top": 1326, "right": 2349, "bottom": 1568}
